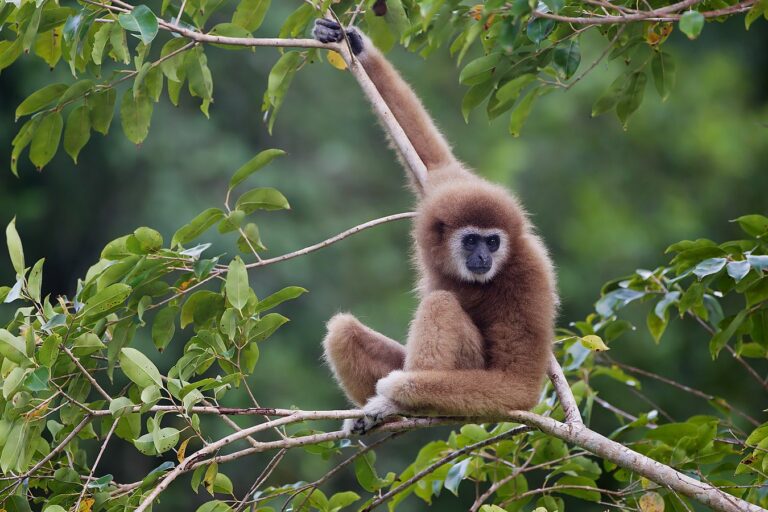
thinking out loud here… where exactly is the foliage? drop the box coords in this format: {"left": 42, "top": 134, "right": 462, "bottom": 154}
{"left": 2, "top": 0, "right": 766, "bottom": 173}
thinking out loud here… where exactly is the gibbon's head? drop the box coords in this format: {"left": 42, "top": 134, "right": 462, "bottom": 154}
{"left": 415, "top": 179, "right": 526, "bottom": 284}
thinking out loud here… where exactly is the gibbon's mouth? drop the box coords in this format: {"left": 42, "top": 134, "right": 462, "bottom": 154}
{"left": 466, "top": 263, "right": 492, "bottom": 275}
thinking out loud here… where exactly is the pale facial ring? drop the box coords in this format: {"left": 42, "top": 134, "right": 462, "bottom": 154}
{"left": 448, "top": 226, "right": 509, "bottom": 283}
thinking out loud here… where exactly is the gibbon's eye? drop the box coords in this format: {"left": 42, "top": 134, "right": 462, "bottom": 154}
{"left": 486, "top": 235, "right": 500, "bottom": 252}
{"left": 462, "top": 234, "right": 480, "bottom": 250}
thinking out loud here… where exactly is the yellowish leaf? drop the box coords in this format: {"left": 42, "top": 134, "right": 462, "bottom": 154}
{"left": 177, "top": 437, "right": 191, "bottom": 463}
{"left": 79, "top": 498, "right": 95, "bottom": 512}
{"left": 639, "top": 491, "right": 665, "bottom": 512}
{"left": 327, "top": 50, "right": 347, "bottom": 70}
{"left": 580, "top": 334, "right": 609, "bottom": 352}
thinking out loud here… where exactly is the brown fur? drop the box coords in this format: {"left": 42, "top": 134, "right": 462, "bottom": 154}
{"left": 321, "top": 28, "right": 558, "bottom": 418}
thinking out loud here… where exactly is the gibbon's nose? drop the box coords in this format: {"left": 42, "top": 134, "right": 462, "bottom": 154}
{"left": 466, "top": 254, "right": 492, "bottom": 274}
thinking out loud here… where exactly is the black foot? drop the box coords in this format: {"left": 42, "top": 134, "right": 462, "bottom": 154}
{"left": 312, "top": 19, "right": 364, "bottom": 55}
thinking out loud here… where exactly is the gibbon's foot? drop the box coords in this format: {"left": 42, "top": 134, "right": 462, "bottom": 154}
{"left": 312, "top": 19, "right": 364, "bottom": 55}
{"left": 344, "top": 395, "right": 399, "bottom": 435}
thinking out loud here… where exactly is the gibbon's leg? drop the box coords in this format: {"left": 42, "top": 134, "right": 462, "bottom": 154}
{"left": 346, "top": 291, "right": 486, "bottom": 435}
{"left": 313, "top": 19, "right": 455, "bottom": 171}
{"left": 376, "top": 369, "right": 543, "bottom": 416}
{"left": 404, "top": 290, "right": 484, "bottom": 372}
{"left": 323, "top": 313, "right": 405, "bottom": 406}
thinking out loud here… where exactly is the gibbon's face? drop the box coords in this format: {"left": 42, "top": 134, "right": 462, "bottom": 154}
{"left": 448, "top": 226, "right": 509, "bottom": 284}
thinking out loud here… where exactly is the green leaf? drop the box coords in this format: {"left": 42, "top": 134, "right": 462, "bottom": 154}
{"left": 63, "top": 105, "right": 91, "bottom": 163}
{"left": 152, "top": 305, "right": 178, "bottom": 351}
{"left": 91, "top": 21, "right": 111, "bottom": 65}
{"left": 253, "top": 286, "right": 307, "bottom": 314}
{"left": 509, "top": 87, "right": 539, "bottom": 137}
{"left": 195, "top": 501, "right": 232, "bottom": 512}
{"left": 172, "top": 208, "right": 225, "bottom": 247}
{"left": 651, "top": 51, "right": 676, "bottom": 101}
{"left": 6, "top": 217, "right": 25, "bottom": 276}
{"left": 354, "top": 451, "right": 382, "bottom": 492}
{"left": 328, "top": 491, "right": 360, "bottom": 510}
{"left": 109, "top": 22, "right": 130, "bottom": 64}
{"left": 27, "top": 258, "right": 44, "bottom": 302}
{"left": 592, "top": 74, "right": 625, "bottom": 117}
{"left": 152, "top": 427, "right": 180, "bottom": 453}
{"left": 226, "top": 257, "right": 249, "bottom": 311}
{"left": 109, "top": 396, "right": 135, "bottom": 416}
{"left": 57, "top": 80, "right": 94, "bottom": 106}
{"left": 160, "top": 38, "right": 190, "bottom": 82}
{"left": 247, "top": 313, "right": 288, "bottom": 342}
{"left": 11, "top": 117, "right": 40, "bottom": 176}
{"left": 120, "top": 347, "right": 162, "bottom": 388}
{"left": 72, "top": 332, "right": 106, "bottom": 356}
{"left": 232, "top": 0, "right": 270, "bottom": 31}
{"left": 186, "top": 47, "right": 213, "bottom": 102}
{"left": 212, "top": 473, "right": 233, "bottom": 494}
{"left": 180, "top": 290, "right": 225, "bottom": 328}
{"left": 24, "top": 366, "right": 49, "bottom": 392}
{"left": 264, "top": 50, "right": 302, "bottom": 133}
{"left": 118, "top": 5, "right": 159, "bottom": 44}
{"left": 616, "top": 71, "right": 647, "bottom": 129}
{"left": 120, "top": 90, "right": 152, "bottom": 144}
{"left": 710, "top": 310, "right": 748, "bottom": 358}
{"left": 526, "top": 17, "right": 554, "bottom": 44}
{"left": 0, "top": 329, "right": 28, "bottom": 364}
{"left": 29, "top": 111, "right": 63, "bottom": 169}
{"left": 235, "top": 187, "right": 290, "bottom": 213}
{"left": 461, "top": 81, "right": 494, "bottom": 123}
{"left": 733, "top": 214, "right": 768, "bottom": 237}
{"left": 229, "top": 149, "right": 285, "bottom": 190}
{"left": 679, "top": 10, "right": 704, "bottom": 39}
{"left": 553, "top": 40, "right": 580, "bottom": 79}
{"left": 89, "top": 88, "right": 117, "bottom": 135}
{"left": 81, "top": 283, "right": 132, "bottom": 321}
{"left": 459, "top": 53, "right": 501, "bottom": 85}
{"left": 15, "top": 83, "right": 67, "bottom": 120}
{"left": 236, "top": 223, "right": 266, "bottom": 253}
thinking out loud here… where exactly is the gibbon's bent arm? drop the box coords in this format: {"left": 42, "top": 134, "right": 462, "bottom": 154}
{"left": 313, "top": 19, "right": 455, "bottom": 171}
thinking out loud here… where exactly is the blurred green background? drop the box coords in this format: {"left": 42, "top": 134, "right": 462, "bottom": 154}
{"left": 1, "top": 5, "right": 767, "bottom": 509}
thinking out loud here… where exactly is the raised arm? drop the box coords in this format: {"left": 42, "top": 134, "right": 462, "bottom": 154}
{"left": 313, "top": 19, "right": 456, "bottom": 171}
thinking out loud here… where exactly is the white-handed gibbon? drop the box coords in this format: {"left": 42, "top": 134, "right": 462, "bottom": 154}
{"left": 313, "top": 19, "right": 558, "bottom": 434}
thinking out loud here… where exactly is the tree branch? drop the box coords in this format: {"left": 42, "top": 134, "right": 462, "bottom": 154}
{"left": 547, "top": 352, "right": 583, "bottom": 424}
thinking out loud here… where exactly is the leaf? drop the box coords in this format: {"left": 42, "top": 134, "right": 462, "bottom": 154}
{"left": 327, "top": 50, "right": 347, "bottom": 70}
{"left": 237, "top": 223, "right": 266, "bottom": 253}
{"left": 693, "top": 257, "right": 727, "bottom": 279}
{"left": 651, "top": 51, "right": 676, "bottom": 101}
{"left": 232, "top": 0, "right": 270, "bottom": 31}
{"left": 91, "top": 21, "right": 111, "bottom": 65}
{"left": 6, "top": 217, "right": 25, "bottom": 276}
{"left": 639, "top": 491, "right": 665, "bottom": 512}
{"left": 253, "top": 286, "right": 307, "bottom": 314}
{"left": 747, "top": 255, "right": 768, "bottom": 271}
{"left": 186, "top": 48, "right": 214, "bottom": 103}
{"left": 63, "top": 104, "right": 91, "bottom": 163}
{"left": 526, "top": 17, "right": 554, "bottom": 44}
{"left": 247, "top": 313, "right": 289, "bottom": 342}
{"left": 172, "top": 208, "right": 225, "bottom": 247}
{"left": 159, "top": 38, "right": 189, "bottom": 82}
{"left": 235, "top": 188, "right": 290, "bottom": 213}
{"left": 152, "top": 427, "right": 180, "bottom": 453}
{"left": 109, "top": 396, "right": 135, "bottom": 416}
{"left": 228, "top": 149, "right": 285, "bottom": 190}
{"left": 120, "top": 347, "right": 162, "bottom": 387}
{"left": 58, "top": 80, "right": 93, "bottom": 106}
{"left": 225, "top": 257, "right": 249, "bottom": 311}
{"left": 579, "top": 334, "right": 609, "bottom": 352}
{"left": 120, "top": 90, "right": 152, "bottom": 144}
{"left": 24, "top": 366, "right": 49, "bottom": 392}
{"left": 15, "top": 83, "right": 67, "bottom": 120}
{"left": 264, "top": 50, "right": 301, "bottom": 133}
{"left": 29, "top": 111, "right": 63, "bottom": 169}
{"left": 27, "top": 258, "right": 44, "bottom": 302}
{"left": 494, "top": 73, "right": 537, "bottom": 107}
{"left": 180, "top": 290, "right": 225, "bottom": 328}
{"left": 11, "top": 117, "right": 40, "bottom": 176}
{"left": 461, "top": 80, "right": 494, "bottom": 122}
{"left": 679, "top": 11, "right": 704, "bottom": 39}
{"left": 118, "top": 5, "right": 159, "bottom": 44}
{"left": 444, "top": 458, "right": 471, "bottom": 495}
{"left": 616, "top": 71, "right": 647, "bottom": 129}
{"left": 710, "top": 310, "right": 747, "bottom": 358}
{"left": 553, "top": 40, "right": 580, "bottom": 79}
{"left": 89, "top": 88, "right": 116, "bottom": 134}
{"left": 195, "top": 501, "right": 231, "bottom": 512}
{"left": 0, "top": 329, "right": 27, "bottom": 364}
{"left": 152, "top": 305, "right": 178, "bottom": 351}
{"left": 328, "top": 491, "right": 360, "bottom": 510}
{"left": 72, "top": 332, "right": 106, "bottom": 355}
{"left": 509, "top": 87, "right": 539, "bottom": 137}
{"left": 81, "top": 283, "right": 132, "bottom": 321}
{"left": 733, "top": 214, "right": 768, "bottom": 237}
{"left": 459, "top": 53, "right": 501, "bottom": 85}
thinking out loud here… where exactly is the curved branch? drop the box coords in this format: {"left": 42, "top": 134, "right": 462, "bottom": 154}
{"left": 547, "top": 353, "right": 583, "bottom": 424}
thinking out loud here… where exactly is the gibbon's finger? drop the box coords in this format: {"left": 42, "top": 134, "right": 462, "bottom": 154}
{"left": 315, "top": 18, "right": 341, "bottom": 30}
{"left": 312, "top": 25, "right": 344, "bottom": 44}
